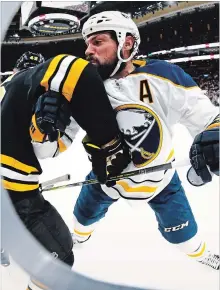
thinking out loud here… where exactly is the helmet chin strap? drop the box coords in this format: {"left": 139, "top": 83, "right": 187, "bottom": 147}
{"left": 110, "top": 41, "right": 136, "bottom": 78}
{"left": 110, "top": 58, "right": 123, "bottom": 77}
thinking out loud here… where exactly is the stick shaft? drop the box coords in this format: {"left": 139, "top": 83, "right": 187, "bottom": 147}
{"left": 41, "top": 159, "right": 190, "bottom": 193}
{"left": 40, "top": 174, "right": 70, "bottom": 191}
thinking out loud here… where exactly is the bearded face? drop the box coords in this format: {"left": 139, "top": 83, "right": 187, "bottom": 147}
{"left": 87, "top": 53, "right": 123, "bottom": 80}
{"left": 85, "top": 32, "right": 126, "bottom": 80}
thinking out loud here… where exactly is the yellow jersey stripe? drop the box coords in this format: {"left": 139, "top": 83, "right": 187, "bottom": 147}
{"left": 2, "top": 180, "right": 39, "bottom": 191}
{"left": 30, "top": 280, "right": 48, "bottom": 290}
{"left": 116, "top": 180, "right": 157, "bottom": 193}
{"left": 62, "top": 58, "right": 88, "bottom": 102}
{"left": 206, "top": 123, "right": 220, "bottom": 130}
{"left": 40, "top": 54, "right": 67, "bottom": 91}
{"left": 86, "top": 143, "right": 100, "bottom": 149}
{"left": 0, "top": 86, "right": 6, "bottom": 102}
{"left": 145, "top": 72, "right": 198, "bottom": 90}
{"left": 30, "top": 114, "right": 45, "bottom": 142}
{"left": 1, "top": 74, "right": 14, "bottom": 85}
{"left": 132, "top": 59, "right": 147, "bottom": 67}
{"left": 74, "top": 228, "right": 93, "bottom": 236}
{"left": 128, "top": 72, "right": 198, "bottom": 90}
{"left": 188, "top": 242, "right": 206, "bottom": 258}
{"left": 166, "top": 149, "right": 175, "bottom": 162}
{"left": 1, "top": 154, "right": 39, "bottom": 174}
{"left": 58, "top": 139, "right": 67, "bottom": 153}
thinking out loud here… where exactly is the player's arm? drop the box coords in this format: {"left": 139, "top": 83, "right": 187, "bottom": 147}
{"left": 32, "top": 117, "right": 80, "bottom": 159}
{"left": 189, "top": 114, "right": 219, "bottom": 184}
{"left": 32, "top": 55, "right": 119, "bottom": 145}
{"left": 34, "top": 55, "right": 130, "bottom": 183}
{"left": 1, "top": 78, "right": 42, "bottom": 195}
{"left": 165, "top": 63, "right": 218, "bottom": 135}
{"left": 167, "top": 64, "right": 219, "bottom": 183}
{"left": 70, "top": 62, "right": 119, "bottom": 145}
{"left": 70, "top": 61, "right": 131, "bottom": 183}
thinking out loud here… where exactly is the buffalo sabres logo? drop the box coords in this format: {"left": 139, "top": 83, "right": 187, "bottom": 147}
{"left": 116, "top": 104, "right": 163, "bottom": 168}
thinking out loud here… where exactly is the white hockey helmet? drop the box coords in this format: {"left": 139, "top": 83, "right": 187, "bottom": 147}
{"left": 82, "top": 11, "right": 140, "bottom": 76}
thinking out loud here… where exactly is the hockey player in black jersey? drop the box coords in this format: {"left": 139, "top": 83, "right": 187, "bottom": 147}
{"left": 1, "top": 54, "right": 130, "bottom": 289}
{"left": 14, "top": 51, "right": 45, "bottom": 73}
{"left": 1, "top": 51, "right": 45, "bottom": 88}
{"left": 1, "top": 51, "right": 45, "bottom": 267}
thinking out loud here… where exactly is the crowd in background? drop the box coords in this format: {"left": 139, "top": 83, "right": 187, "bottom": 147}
{"left": 1, "top": 2, "right": 219, "bottom": 107}
{"left": 197, "top": 72, "right": 219, "bottom": 106}
{"left": 131, "top": 2, "right": 167, "bottom": 19}
{"left": 138, "top": 7, "right": 218, "bottom": 53}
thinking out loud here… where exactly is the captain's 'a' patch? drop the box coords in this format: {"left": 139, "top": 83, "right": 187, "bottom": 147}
{"left": 115, "top": 104, "right": 163, "bottom": 168}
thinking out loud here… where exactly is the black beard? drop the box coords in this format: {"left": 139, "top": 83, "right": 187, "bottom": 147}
{"left": 89, "top": 58, "right": 126, "bottom": 80}
{"left": 96, "top": 58, "right": 118, "bottom": 80}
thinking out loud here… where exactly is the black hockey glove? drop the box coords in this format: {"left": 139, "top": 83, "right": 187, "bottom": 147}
{"left": 189, "top": 115, "right": 219, "bottom": 184}
{"left": 83, "top": 134, "right": 131, "bottom": 186}
{"left": 30, "top": 91, "right": 72, "bottom": 142}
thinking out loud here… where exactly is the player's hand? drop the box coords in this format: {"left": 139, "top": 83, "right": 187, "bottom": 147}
{"left": 189, "top": 115, "right": 219, "bottom": 183}
{"left": 30, "top": 91, "right": 71, "bottom": 142}
{"left": 82, "top": 134, "right": 131, "bottom": 185}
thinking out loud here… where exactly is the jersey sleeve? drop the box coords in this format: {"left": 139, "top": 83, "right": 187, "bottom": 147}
{"left": 70, "top": 62, "right": 119, "bottom": 145}
{"left": 39, "top": 55, "right": 119, "bottom": 146}
{"left": 32, "top": 117, "right": 80, "bottom": 159}
{"left": 166, "top": 64, "right": 219, "bottom": 137}
{"left": 1, "top": 74, "right": 42, "bottom": 194}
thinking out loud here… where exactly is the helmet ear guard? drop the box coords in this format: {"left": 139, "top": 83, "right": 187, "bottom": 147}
{"left": 110, "top": 32, "right": 136, "bottom": 77}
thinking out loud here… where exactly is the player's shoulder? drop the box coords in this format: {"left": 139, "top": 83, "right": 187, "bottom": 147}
{"left": 40, "top": 54, "right": 91, "bottom": 78}
{"left": 44, "top": 54, "right": 101, "bottom": 84}
{"left": 1, "top": 74, "right": 15, "bottom": 87}
{"left": 1, "top": 69, "right": 28, "bottom": 89}
{"left": 133, "top": 59, "right": 197, "bottom": 88}
{"left": 38, "top": 54, "right": 94, "bottom": 100}
{"left": 46, "top": 54, "right": 89, "bottom": 68}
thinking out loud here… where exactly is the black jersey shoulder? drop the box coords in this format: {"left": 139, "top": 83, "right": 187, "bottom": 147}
{"left": 6, "top": 54, "right": 89, "bottom": 104}
{"left": 38, "top": 54, "right": 89, "bottom": 102}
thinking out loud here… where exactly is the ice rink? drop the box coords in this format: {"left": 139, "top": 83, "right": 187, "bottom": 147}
{"left": 1, "top": 124, "right": 219, "bottom": 290}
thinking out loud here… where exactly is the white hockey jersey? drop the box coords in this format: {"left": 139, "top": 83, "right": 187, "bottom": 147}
{"left": 100, "top": 59, "right": 219, "bottom": 201}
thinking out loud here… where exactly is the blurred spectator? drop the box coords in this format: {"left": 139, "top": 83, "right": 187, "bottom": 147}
{"left": 197, "top": 72, "right": 219, "bottom": 106}
{"left": 131, "top": 2, "right": 168, "bottom": 19}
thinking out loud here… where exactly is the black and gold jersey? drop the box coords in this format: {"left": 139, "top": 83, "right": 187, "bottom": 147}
{"left": 1, "top": 54, "right": 119, "bottom": 194}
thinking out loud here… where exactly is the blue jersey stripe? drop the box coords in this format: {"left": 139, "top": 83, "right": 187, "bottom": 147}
{"left": 133, "top": 59, "right": 197, "bottom": 88}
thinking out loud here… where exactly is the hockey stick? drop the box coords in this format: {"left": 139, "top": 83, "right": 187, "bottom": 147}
{"left": 39, "top": 174, "right": 71, "bottom": 192}
{"left": 41, "top": 159, "right": 191, "bottom": 193}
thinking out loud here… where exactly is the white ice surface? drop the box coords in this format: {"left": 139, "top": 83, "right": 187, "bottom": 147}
{"left": 1, "top": 124, "right": 219, "bottom": 290}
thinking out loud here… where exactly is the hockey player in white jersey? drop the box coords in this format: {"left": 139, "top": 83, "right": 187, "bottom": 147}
{"left": 72, "top": 11, "right": 220, "bottom": 270}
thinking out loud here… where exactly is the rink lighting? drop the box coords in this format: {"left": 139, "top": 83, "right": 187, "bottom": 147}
{"left": 28, "top": 13, "right": 80, "bottom": 36}
{"left": 137, "top": 54, "right": 220, "bottom": 63}
{"left": 148, "top": 42, "right": 220, "bottom": 56}
{"left": 166, "top": 54, "right": 220, "bottom": 63}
